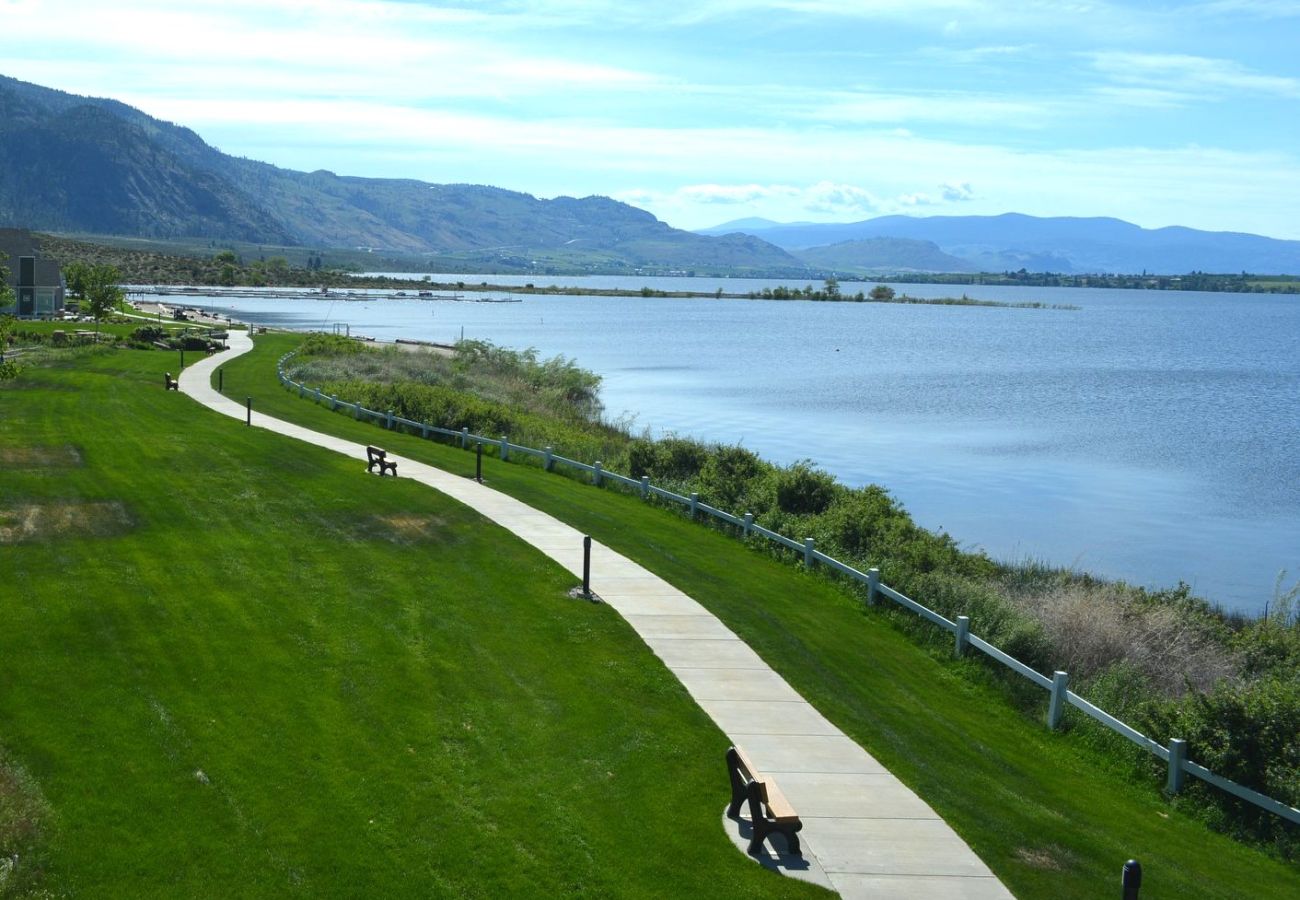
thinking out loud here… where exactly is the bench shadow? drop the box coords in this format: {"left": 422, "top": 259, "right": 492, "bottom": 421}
{"left": 721, "top": 807, "right": 833, "bottom": 890}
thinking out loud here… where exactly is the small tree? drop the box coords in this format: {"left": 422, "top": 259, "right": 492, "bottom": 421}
{"left": 84, "top": 264, "right": 124, "bottom": 341}
{"left": 869, "top": 284, "right": 896, "bottom": 301}
{"left": 823, "top": 276, "right": 840, "bottom": 299}
{"left": 63, "top": 261, "right": 92, "bottom": 303}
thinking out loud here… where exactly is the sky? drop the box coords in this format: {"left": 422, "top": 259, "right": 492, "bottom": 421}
{"left": 4, "top": 0, "right": 1299, "bottom": 237}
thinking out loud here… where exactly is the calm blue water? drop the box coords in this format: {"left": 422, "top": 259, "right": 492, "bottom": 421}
{"left": 165, "top": 278, "right": 1300, "bottom": 613}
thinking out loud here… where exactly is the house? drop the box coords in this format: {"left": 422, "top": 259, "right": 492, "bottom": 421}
{"left": 1, "top": 228, "right": 65, "bottom": 317}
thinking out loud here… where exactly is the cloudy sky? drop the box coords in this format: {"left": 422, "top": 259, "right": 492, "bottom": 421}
{"left": 4, "top": 0, "right": 1299, "bottom": 236}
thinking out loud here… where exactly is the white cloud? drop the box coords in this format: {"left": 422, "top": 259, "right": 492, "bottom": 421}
{"left": 1090, "top": 52, "right": 1300, "bottom": 99}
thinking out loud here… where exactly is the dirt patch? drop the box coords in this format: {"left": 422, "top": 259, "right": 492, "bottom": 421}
{"left": 372, "top": 513, "right": 449, "bottom": 543}
{"left": 0, "top": 445, "right": 83, "bottom": 469}
{"left": 1014, "top": 846, "right": 1073, "bottom": 871}
{"left": 0, "top": 501, "right": 133, "bottom": 544}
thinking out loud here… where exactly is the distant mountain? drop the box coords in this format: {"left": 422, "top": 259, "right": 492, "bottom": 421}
{"left": 0, "top": 75, "right": 802, "bottom": 272}
{"left": 700, "top": 212, "right": 1300, "bottom": 275}
{"left": 794, "top": 238, "right": 977, "bottom": 274}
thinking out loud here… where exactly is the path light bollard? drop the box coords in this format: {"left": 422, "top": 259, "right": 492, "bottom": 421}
{"left": 461, "top": 427, "right": 468, "bottom": 449}
{"left": 743, "top": 512, "right": 753, "bottom": 536}
{"left": 690, "top": 492, "right": 699, "bottom": 518}
{"left": 582, "top": 535, "right": 592, "bottom": 598}
{"left": 640, "top": 475, "right": 649, "bottom": 499}
{"left": 955, "top": 615, "right": 970, "bottom": 658}
{"left": 500, "top": 436, "right": 509, "bottom": 462}
{"left": 544, "top": 446, "right": 554, "bottom": 472}
{"left": 1048, "top": 671, "right": 1069, "bottom": 729}
{"left": 179, "top": 347, "right": 185, "bottom": 371}
{"left": 593, "top": 461, "right": 603, "bottom": 486}
{"left": 804, "top": 537, "right": 816, "bottom": 568}
{"left": 866, "top": 567, "right": 880, "bottom": 606}
{"left": 475, "top": 442, "right": 483, "bottom": 483}
{"left": 245, "top": 397, "right": 252, "bottom": 427}
{"left": 1122, "top": 859, "right": 1142, "bottom": 900}
{"left": 1166, "top": 739, "right": 1187, "bottom": 794}
{"left": 218, "top": 368, "right": 223, "bottom": 393}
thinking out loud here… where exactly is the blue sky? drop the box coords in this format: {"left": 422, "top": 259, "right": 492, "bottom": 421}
{"left": 5, "top": 0, "right": 1300, "bottom": 236}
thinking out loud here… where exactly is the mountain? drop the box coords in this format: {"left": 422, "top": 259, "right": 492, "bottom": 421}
{"left": 0, "top": 75, "right": 802, "bottom": 272}
{"left": 700, "top": 212, "right": 1300, "bottom": 275}
{"left": 794, "top": 238, "right": 978, "bottom": 274}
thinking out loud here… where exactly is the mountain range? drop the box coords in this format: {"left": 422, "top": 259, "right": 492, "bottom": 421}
{"left": 3, "top": 73, "right": 1298, "bottom": 276}
{"left": 699, "top": 213, "right": 1300, "bottom": 275}
{"left": 0, "top": 75, "right": 801, "bottom": 274}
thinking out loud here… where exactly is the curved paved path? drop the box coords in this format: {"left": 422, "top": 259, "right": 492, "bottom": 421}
{"left": 180, "top": 332, "right": 1014, "bottom": 900}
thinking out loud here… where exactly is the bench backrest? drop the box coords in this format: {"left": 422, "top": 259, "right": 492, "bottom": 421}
{"left": 366, "top": 446, "right": 385, "bottom": 460}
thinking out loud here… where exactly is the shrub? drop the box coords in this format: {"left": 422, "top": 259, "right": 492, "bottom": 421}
{"left": 773, "top": 461, "right": 837, "bottom": 515}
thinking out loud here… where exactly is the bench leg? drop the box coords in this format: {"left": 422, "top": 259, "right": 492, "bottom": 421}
{"left": 725, "top": 747, "right": 747, "bottom": 818}
{"left": 745, "top": 782, "right": 770, "bottom": 855}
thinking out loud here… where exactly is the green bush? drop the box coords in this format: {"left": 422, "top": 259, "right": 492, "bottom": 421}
{"left": 774, "top": 460, "right": 837, "bottom": 515}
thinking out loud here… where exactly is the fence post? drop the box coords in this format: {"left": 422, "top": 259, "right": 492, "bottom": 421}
{"left": 804, "top": 537, "right": 815, "bottom": 568}
{"left": 500, "top": 435, "right": 509, "bottom": 462}
{"left": 866, "top": 568, "right": 879, "bottom": 606}
{"left": 1048, "top": 671, "right": 1069, "bottom": 729}
{"left": 1166, "top": 739, "right": 1187, "bottom": 794}
{"left": 544, "top": 446, "right": 554, "bottom": 472}
{"left": 1122, "top": 859, "right": 1142, "bottom": 900}
{"left": 354, "top": 402, "right": 361, "bottom": 420}
{"left": 315, "top": 387, "right": 322, "bottom": 404}
{"left": 743, "top": 512, "right": 753, "bottom": 536}
{"left": 593, "top": 461, "right": 603, "bottom": 486}
{"left": 387, "top": 410, "right": 395, "bottom": 430}
{"left": 298, "top": 382, "right": 304, "bottom": 398}
{"left": 954, "top": 615, "right": 970, "bottom": 657}
{"left": 422, "top": 422, "right": 429, "bottom": 439}
{"left": 689, "top": 492, "right": 699, "bottom": 517}
{"left": 330, "top": 394, "right": 337, "bottom": 411}
{"left": 461, "top": 427, "right": 469, "bottom": 449}
{"left": 640, "top": 475, "right": 649, "bottom": 499}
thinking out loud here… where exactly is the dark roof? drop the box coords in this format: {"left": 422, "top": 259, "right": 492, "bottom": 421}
{"left": 0, "top": 227, "right": 38, "bottom": 259}
{"left": 1, "top": 228, "right": 62, "bottom": 289}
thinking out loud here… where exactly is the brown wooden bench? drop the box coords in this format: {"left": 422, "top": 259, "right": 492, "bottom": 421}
{"left": 366, "top": 445, "right": 397, "bottom": 476}
{"left": 164, "top": 372, "right": 179, "bottom": 391}
{"left": 726, "top": 745, "right": 803, "bottom": 856}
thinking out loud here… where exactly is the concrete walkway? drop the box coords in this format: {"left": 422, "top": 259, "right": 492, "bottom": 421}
{"left": 179, "top": 332, "right": 1014, "bottom": 900}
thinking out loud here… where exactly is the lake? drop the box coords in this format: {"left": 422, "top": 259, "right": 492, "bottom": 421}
{"left": 159, "top": 276, "right": 1300, "bottom": 614}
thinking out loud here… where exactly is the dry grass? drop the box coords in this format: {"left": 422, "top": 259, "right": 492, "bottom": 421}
{"left": 0, "top": 446, "right": 82, "bottom": 469}
{"left": 1004, "top": 580, "right": 1237, "bottom": 696}
{"left": 0, "top": 501, "right": 132, "bottom": 544}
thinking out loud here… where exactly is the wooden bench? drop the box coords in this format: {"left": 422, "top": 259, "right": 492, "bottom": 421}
{"left": 366, "top": 445, "right": 397, "bottom": 476}
{"left": 164, "top": 372, "right": 179, "bottom": 391}
{"left": 726, "top": 745, "right": 803, "bottom": 856}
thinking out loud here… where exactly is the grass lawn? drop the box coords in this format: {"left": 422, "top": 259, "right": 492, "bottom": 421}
{"left": 214, "top": 333, "right": 1300, "bottom": 899}
{"left": 0, "top": 345, "right": 825, "bottom": 898}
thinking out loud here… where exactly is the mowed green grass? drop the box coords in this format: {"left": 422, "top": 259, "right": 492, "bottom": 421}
{"left": 219, "top": 334, "right": 1300, "bottom": 900}
{"left": 0, "top": 348, "right": 826, "bottom": 898}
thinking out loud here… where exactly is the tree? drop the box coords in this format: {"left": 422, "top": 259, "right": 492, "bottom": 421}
{"left": 214, "top": 249, "right": 238, "bottom": 264}
{"left": 823, "top": 277, "right": 840, "bottom": 299}
{"left": 869, "top": 284, "right": 896, "bottom": 301}
{"left": 84, "top": 264, "right": 124, "bottom": 341}
{"left": 63, "top": 261, "right": 92, "bottom": 303}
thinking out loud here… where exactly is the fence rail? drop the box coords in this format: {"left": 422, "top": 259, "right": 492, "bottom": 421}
{"left": 274, "top": 356, "right": 1300, "bottom": 828}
